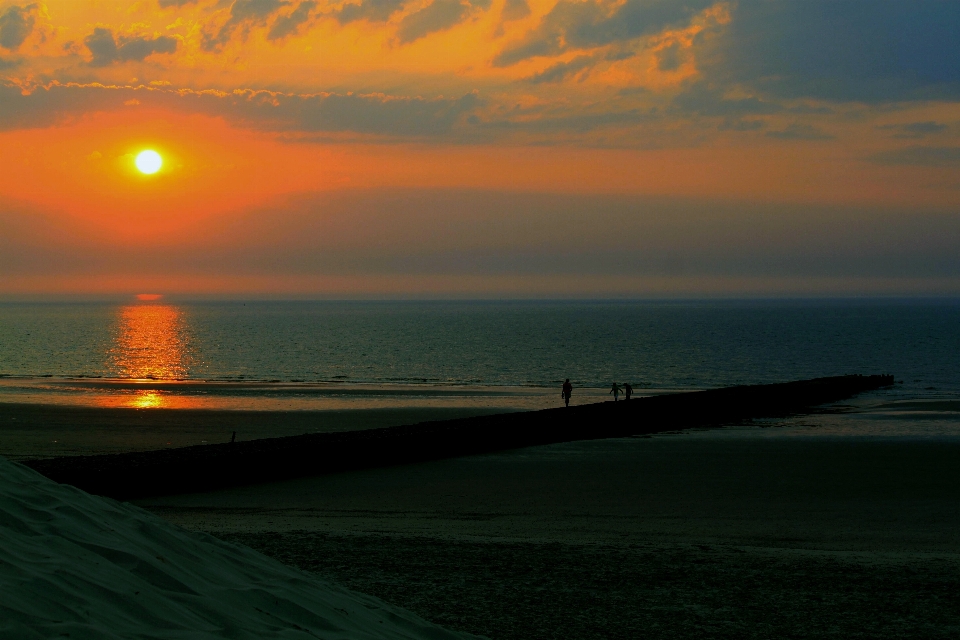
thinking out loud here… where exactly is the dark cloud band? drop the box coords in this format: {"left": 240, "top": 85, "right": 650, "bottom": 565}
{"left": 0, "top": 81, "right": 481, "bottom": 138}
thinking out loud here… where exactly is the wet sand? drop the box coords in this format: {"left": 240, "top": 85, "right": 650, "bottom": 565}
{"left": 138, "top": 435, "right": 960, "bottom": 639}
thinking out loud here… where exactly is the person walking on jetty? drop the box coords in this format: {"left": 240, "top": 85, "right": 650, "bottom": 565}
{"left": 624, "top": 383, "right": 633, "bottom": 401}
{"left": 562, "top": 379, "right": 573, "bottom": 407}
{"left": 610, "top": 382, "right": 622, "bottom": 401}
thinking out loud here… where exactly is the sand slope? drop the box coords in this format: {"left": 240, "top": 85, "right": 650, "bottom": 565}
{"left": 0, "top": 457, "right": 478, "bottom": 640}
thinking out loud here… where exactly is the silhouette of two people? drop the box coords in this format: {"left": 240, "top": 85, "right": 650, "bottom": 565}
{"left": 610, "top": 382, "right": 634, "bottom": 401}
{"left": 562, "top": 379, "right": 634, "bottom": 406}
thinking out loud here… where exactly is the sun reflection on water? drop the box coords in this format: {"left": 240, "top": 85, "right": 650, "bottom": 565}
{"left": 109, "top": 303, "right": 190, "bottom": 407}
{"left": 130, "top": 390, "right": 167, "bottom": 409}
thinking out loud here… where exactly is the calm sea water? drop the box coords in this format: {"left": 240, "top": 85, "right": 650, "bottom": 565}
{"left": 1, "top": 299, "right": 959, "bottom": 437}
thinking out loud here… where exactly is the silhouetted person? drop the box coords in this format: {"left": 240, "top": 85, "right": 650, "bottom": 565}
{"left": 610, "top": 382, "right": 621, "bottom": 401}
{"left": 562, "top": 379, "right": 573, "bottom": 407}
{"left": 624, "top": 383, "right": 633, "bottom": 400}
{"left": 231, "top": 431, "right": 236, "bottom": 444}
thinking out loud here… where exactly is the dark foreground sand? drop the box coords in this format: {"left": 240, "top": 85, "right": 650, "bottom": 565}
{"left": 138, "top": 435, "right": 960, "bottom": 639}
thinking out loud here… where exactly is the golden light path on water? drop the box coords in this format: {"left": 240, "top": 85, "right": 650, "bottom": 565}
{"left": 110, "top": 303, "right": 189, "bottom": 409}
{"left": 86, "top": 299, "right": 598, "bottom": 411}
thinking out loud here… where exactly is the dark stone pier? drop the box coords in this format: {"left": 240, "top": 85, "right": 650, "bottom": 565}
{"left": 26, "top": 374, "right": 893, "bottom": 500}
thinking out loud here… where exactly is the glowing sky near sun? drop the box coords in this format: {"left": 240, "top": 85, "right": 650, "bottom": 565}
{"left": 1, "top": 0, "right": 959, "bottom": 296}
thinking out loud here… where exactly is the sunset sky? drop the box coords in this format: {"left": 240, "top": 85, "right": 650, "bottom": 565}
{"left": 1, "top": 0, "right": 959, "bottom": 297}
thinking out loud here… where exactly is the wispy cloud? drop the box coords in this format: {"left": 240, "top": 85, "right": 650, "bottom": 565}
{"left": 876, "top": 121, "right": 948, "bottom": 139}
{"left": 494, "top": 0, "right": 718, "bottom": 67}
{"left": 202, "top": 0, "right": 288, "bottom": 51}
{"left": 268, "top": 1, "right": 318, "bottom": 40}
{"left": 524, "top": 49, "right": 633, "bottom": 84}
{"left": 397, "top": 0, "right": 473, "bottom": 44}
{"left": 869, "top": 146, "right": 960, "bottom": 167}
{"left": 766, "top": 124, "right": 834, "bottom": 141}
{"left": 335, "top": 0, "right": 407, "bottom": 24}
{"left": 0, "top": 81, "right": 481, "bottom": 138}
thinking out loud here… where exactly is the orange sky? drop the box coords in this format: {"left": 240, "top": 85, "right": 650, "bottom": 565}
{"left": 1, "top": 1, "right": 959, "bottom": 295}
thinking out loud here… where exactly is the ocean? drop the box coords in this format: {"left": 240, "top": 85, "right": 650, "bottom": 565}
{"left": 1, "top": 299, "right": 959, "bottom": 438}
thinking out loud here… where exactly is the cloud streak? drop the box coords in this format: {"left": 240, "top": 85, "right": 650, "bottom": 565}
{"left": 397, "top": 0, "right": 471, "bottom": 43}
{"left": 869, "top": 146, "right": 960, "bottom": 167}
{"left": 494, "top": 0, "right": 718, "bottom": 66}
{"left": 0, "top": 81, "right": 481, "bottom": 138}
{"left": 84, "top": 28, "right": 179, "bottom": 66}
{"left": 335, "top": 0, "right": 407, "bottom": 24}
{"left": 268, "top": 1, "right": 318, "bottom": 40}
{"left": 202, "top": 0, "right": 288, "bottom": 50}
{"left": 765, "top": 124, "right": 834, "bottom": 141}
{"left": 877, "top": 121, "right": 948, "bottom": 139}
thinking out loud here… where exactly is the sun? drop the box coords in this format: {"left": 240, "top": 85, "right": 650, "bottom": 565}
{"left": 135, "top": 150, "right": 163, "bottom": 175}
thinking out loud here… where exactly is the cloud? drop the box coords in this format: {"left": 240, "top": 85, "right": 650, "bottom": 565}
{"left": 0, "top": 82, "right": 122, "bottom": 129}
{"left": 0, "top": 81, "right": 481, "bottom": 138}
{"left": 397, "top": 0, "right": 483, "bottom": 44}
{"left": 500, "top": 0, "right": 529, "bottom": 22}
{"left": 877, "top": 121, "right": 948, "bottom": 139}
{"left": 656, "top": 41, "right": 685, "bottom": 72}
{"left": 525, "top": 54, "right": 596, "bottom": 84}
{"left": 267, "top": 1, "right": 317, "bottom": 40}
{"left": 335, "top": 0, "right": 407, "bottom": 24}
{"left": 672, "top": 82, "right": 782, "bottom": 117}
{"left": 481, "top": 108, "right": 643, "bottom": 135}
{"left": 273, "top": 90, "right": 482, "bottom": 135}
{"left": 494, "top": 0, "right": 716, "bottom": 67}
{"left": 705, "top": 1, "right": 960, "bottom": 102}
{"left": 85, "top": 28, "right": 179, "bottom": 66}
{"left": 717, "top": 117, "right": 762, "bottom": 132}
{"left": 0, "top": 3, "right": 39, "bottom": 51}
{"left": 765, "top": 124, "right": 834, "bottom": 141}
{"left": 869, "top": 146, "right": 960, "bottom": 167}
{"left": 525, "top": 49, "right": 633, "bottom": 84}
{"left": 203, "top": 0, "right": 286, "bottom": 50}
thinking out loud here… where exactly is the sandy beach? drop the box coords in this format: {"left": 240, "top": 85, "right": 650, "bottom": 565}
{"left": 136, "top": 434, "right": 960, "bottom": 639}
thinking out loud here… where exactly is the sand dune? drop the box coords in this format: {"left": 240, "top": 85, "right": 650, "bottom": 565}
{"left": 0, "top": 456, "right": 479, "bottom": 639}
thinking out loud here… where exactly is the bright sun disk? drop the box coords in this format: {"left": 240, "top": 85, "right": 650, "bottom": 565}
{"left": 135, "top": 150, "right": 162, "bottom": 175}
